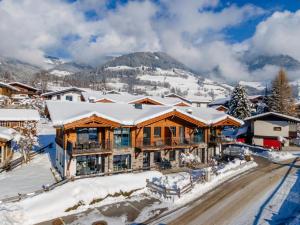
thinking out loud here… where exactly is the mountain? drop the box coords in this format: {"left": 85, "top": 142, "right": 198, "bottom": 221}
{"left": 0, "top": 56, "right": 41, "bottom": 81}
{"left": 101, "top": 51, "right": 193, "bottom": 72}
{"left": 49, "top": 61, "right": 93, "bottom": 77}
{"left": 69, "top": 51, "right": 233, "bottom": 99}
{"left": 243, "top": 54, "right": 300, "bottom": 71}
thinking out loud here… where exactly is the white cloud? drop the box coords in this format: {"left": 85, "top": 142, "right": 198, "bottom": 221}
{"left": 249, "top": 10, "right": 300, "bottom": 62}
{"left": 0, "top": 0, "right": 279, "bottom": 82}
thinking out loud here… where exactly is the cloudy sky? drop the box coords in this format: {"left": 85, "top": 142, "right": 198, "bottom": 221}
{"left": 0, "top": 0, "right": 300, "bottom": 82}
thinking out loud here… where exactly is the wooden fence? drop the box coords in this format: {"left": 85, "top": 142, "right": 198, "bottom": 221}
{"left": 146, "top": 172, "right": 206, "bottom": 198}
{"left": 0, "top": 143, "right": 53, "bottom": 173}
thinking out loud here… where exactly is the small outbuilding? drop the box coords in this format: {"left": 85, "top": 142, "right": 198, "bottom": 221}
{"left": 244, "top": 112, "right": 300, "bottom": 150}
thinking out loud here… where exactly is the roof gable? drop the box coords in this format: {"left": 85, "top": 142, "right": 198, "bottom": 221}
{"left": 245, "top": 112, "right": 300, "bottom": 123}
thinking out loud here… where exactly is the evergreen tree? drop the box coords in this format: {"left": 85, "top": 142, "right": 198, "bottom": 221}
{"left": 228, "top": 84, "right": 251, "bottom": 119}
{"left": 268, "top": 69, "right": 295, "bottom": 116}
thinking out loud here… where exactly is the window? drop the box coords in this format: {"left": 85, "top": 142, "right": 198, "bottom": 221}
{"left": 154, "top": 127, "right": 161, "bottom": 138}
{"left": 76, "top": 155, "right": 102, "bottom": 175}
{"left": 194, "top": 128, "right": 204, "bottom": 143}
{"left": 66, "top": 95, "right": 73, "bottom": 101}
{"left": 170, "top": 126, "right": 176, "bottom": 136}
{"left": 57, "top": 95, "right": 61, "bottom": 100}
{"left": 76, "top": 128, "right": 98, "bottom": 143}
{"left": 113, "top": 154, "right": 131, "bottom": 171}
{"left": 114, "top": 128, "right": 130, "bottom": 148}
{"left": 154, "top": 151, "right": 161, "bottom": 163}
{"left": 273, "top": 127, "right": 282, "bottom": 131}
{"left": 169, "top": 150, "right": 176, "bottom": 161}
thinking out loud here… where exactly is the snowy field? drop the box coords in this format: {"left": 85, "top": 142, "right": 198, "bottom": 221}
{"left": 0, "top": 171, "right": 162, "bottom": 225}
{"left": 0, "top": 154, "right": 56, "bottom": 199}
{"left": 0, "top": 121, "right": 56, "bottom": 200}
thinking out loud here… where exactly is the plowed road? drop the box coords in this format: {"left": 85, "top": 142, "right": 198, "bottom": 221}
{"left": 148, "top": 156, "right": 299, "bottom": 225}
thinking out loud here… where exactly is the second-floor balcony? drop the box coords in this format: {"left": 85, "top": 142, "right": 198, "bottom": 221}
{"left": 136, "top": 137, "right": 205, "bottom": 150}
{"left": 67, "top": 140, "right": 113, "bottom": 156}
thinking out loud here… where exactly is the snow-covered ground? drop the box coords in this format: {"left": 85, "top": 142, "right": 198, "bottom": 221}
{"left": 235, "top": 143, "right": 300, "bottom": 162}
{"left": 252, "top": 150, "right": 300, "bottom": 162}
{"left": 0, "top": 171, "right": 162, "bottom": 225}
{"left": 148, "top": 159, "right": 257, "bottom": 204}
{"left": 0, "top": 120, "right": 56, "bottom": 199}
{"left": 0, "top": 153, "right": 56, "bottom": 199}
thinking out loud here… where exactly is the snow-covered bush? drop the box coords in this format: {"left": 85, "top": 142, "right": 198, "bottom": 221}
{"left": 17, "top": 120, "right": 39, "bottom": 162}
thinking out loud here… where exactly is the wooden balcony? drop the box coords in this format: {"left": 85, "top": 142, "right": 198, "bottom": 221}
{"left": 136, "top": 137, "right": 206, "bottom": 151}
{"left": 67, "top": 140, "right": 113, "bottom": 156}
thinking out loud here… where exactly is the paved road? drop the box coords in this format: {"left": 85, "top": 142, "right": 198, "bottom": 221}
{"left": 152, "top": 156, "right": 300, "bottom": 225}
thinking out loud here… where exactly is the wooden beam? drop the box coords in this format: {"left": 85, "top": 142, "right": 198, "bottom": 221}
{"left": 212, "top": 117, "right": 241, "bottom": 127}
{"left": 136, "top": 110, "right": 207, "bottom": 128}
{"left": 64, "top": 115, "right": 121, "bottom": 129}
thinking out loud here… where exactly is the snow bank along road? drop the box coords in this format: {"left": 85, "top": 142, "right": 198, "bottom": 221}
{"left": 150, "top": 156, "right": 300, "bottom": 225}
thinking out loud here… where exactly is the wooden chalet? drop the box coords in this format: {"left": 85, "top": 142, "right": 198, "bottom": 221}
{"left": 9, "top": 82, "right": 40, "bottom": 97}
{"left": 0, "top": 82, "right": 19, "bottom": 97}
{"left": 46, "top": 101, "right": 242, "bottom": 178}
{"left": 0, "top": 127, "right": 16, "bottom": 167}
{"left": 0, "top": 109, "right": 40, "bottom": 132}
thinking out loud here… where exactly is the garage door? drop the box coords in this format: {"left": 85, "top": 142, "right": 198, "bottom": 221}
{"left": 263, "top": 138, "right": 281, "bottom": 150}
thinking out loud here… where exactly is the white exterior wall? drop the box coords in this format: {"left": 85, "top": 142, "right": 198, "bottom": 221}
{"left": 56, "top": 143, "right": 77, "bottom": 177}
{"left": 192, "top": 102, "right": 208, "bottom": 108}
{"left": 253, "top": 137, "right": 264, "bottom": 146}
{"left": 50, "top": 91, "right": 82, "bottom": 102}
{"left": 254, "top": 120, "right": 290, "bottom": 137}
{"left": 55, "top": 144, "right": 65, "bottom": 176}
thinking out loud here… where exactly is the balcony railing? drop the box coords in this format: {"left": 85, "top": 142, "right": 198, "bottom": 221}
{"left": 136, "top": 137, "right": 204, "bottom": 149}
{"left": 209, "top": 136, "right": 235, "bottom": 144}
{"left": 67, "top": 140, "right": 113, "bottom": 156}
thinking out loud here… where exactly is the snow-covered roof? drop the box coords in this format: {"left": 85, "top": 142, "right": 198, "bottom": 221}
{"left": 244, "top": 112, "right": 300, "bottom": 123}
{"left": 0, "top": 82, "right": 19, "bottom": 91}
{"left": 164, "top": 93, "right": 191, "bottom": 103}
{"left": 9, "top": 82, "right": 40, "bottom": 92}
{"left": 82, "top": 91, "right": 192, "bottom": 106}
{"left": 0, "top": 109, "right": 40, "bottom": 121}
{"left": 208, "top": 97, "right": 230, "bottom": 106}
{"left": 41, "top": 87, "right": 85, "bottom": 97}
{"left": 187, "top": 96, "right": 212, "bottom": 103}
{"left": 46, "top": 101, "right": 243, "bottom": 127}
{"left": 0, "top": 126, "right": 17, "bottom": 141}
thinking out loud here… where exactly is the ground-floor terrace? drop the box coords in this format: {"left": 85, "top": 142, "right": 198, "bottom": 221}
{"left": 56, "top": 143, "right": 220, "bottom": 177}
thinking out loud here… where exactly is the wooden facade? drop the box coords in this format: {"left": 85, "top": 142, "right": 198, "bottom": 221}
{"left": 0, "top": 86, "right": 15, "bottom": 97}
{"left": 55, "top": 111, "right": 241, "bottom": 177}
{"left": 9, "top": 82, "right": 40, "bottom": 96}
{"left": 0, "top": 139, "right": 12, "bottom": 166}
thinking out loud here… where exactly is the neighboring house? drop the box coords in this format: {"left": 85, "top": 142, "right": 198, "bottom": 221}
{"left": 46, "top": 101, "right": 242, "bottom": 178}
{"left": 0, "top": 127, "right": 17, "bottom": 167}
{"left": 244, "top": 112, "right": 300, "bottom": 150}
{"left": 9, "top": 82, "right": 41, "bottom": 97}
{"left": 0, "top": 82, "right": 19, "bottom": 97}
{"left": 208, "top": 97, "right": 230, "bottom": 108}
{"left": 82, "top": 91, "right": 192, "bottom": 107}
{"left": 295, "top": 102, "right": 300, "bottom": 118}
{"left": 188, "top": 97, "right": 211, "bottom": 108}
{"left": 211, "top": 105, "right": 228, "bottom": 112}
{"left": 0, "top": 109, "right": 40, "bottom": 132}
{"left": 41, "top": 87, "right": 85, "bottom": 102}
{"left": 208, "top": 95, "right": 264, "bottom": 113}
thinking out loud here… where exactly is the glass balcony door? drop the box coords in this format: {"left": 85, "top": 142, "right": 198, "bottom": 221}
{"left": 143, "top": 127, "right": 151, "bottom": 146}
{"left": 76, "top": 128, "right": 98, "bottom": 144}
{"left": 114, "top": 128, "right": 130, "bottom": 148}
